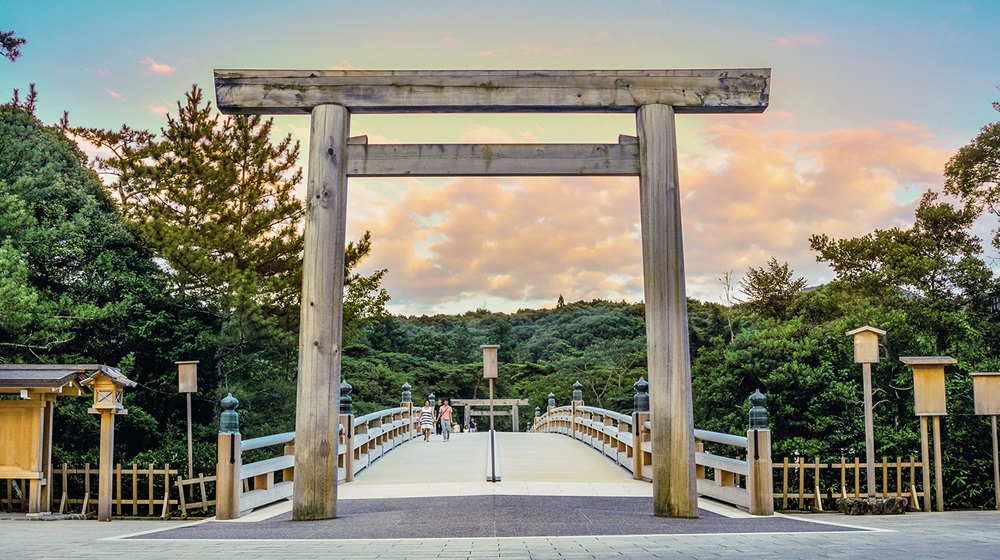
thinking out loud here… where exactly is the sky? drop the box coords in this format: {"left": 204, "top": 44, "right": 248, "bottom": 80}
{"left": 4, "top": 1, "right": 1000, "bottom": 315}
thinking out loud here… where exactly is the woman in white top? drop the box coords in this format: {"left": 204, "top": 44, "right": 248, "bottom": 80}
{"left": 420, "top": 400, "right": 435, "bottom": 442}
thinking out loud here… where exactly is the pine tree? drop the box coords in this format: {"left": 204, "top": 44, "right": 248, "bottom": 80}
{"left": 75, "top": 86, "right": 304, "bottom": 320}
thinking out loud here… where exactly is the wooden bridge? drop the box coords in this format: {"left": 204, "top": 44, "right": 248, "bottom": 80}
{"left": 214, "top": 400, "right": 773, "bottom": 519}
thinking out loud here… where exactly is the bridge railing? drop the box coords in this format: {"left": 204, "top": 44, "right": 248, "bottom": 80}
{"left": 215, "top": 399, "right": 417, "bottom": 519}
{"left": 530, "top": 391, "right": 772, "bottom": 515}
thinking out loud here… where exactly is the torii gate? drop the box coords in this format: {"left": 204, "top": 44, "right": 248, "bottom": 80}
{"left": 214, "top": 68, "right": 770, "bottom": 520}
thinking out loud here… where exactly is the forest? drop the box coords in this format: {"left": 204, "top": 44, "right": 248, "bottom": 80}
{"left": 2, "top": 85, "right": 999, "bottom": 508}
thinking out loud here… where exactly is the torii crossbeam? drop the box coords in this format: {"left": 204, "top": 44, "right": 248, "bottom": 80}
{"left": 214, "top": 68, "right": 770, "bottom": 521}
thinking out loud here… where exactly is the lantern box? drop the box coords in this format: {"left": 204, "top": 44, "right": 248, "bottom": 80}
{"left": 970, "top": 372, "right": 1000, "bottom": 416}
{"left": 481, "top": 345, "right": 499, "bottom": 379}
{"left": 845, "top": 326, "right": 885, "bottom": 364}
{"left": 176, "top": 361, "right": 198, "bottom": 393}
{"left": 899, "top": 356, "right": 956, "bottom": 416}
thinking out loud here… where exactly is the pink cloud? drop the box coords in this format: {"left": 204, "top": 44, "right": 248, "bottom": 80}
{"left": 325, "top": 60, "right": 355, "bottom": 70}
{"left": 776, "top": 33, "right": 827, "bottom": 48}
{"left": 139, "top": 57, "right": 175, "bottom": 75}
{"left": 106, "top": 88, "right": 124, "bottom": 100}
{"left": 147, "top": 102, "right": 170, "bottom": 115}
{"left": 344, "top": 118, "right": 952, "bottom": 314}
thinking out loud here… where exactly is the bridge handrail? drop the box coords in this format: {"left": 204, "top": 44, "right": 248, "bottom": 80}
{"left": 693, "top": 429, "right": 748, "bottom": 448}
{"left": 354, "top": 406, "right": 408, "bottom": 425}
{"left": 241, "top": 431, "right": 296, "bottom": 452}
{"left": 577, "top": 405, "right": 632, "bottom": 424}
{"left": 530, "top": 400, "right": 772, "bottom": 516}
{"left": 216, "top": 402, "right": 418, "bottom": 520}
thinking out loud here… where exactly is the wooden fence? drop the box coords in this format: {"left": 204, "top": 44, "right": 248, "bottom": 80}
{"left": 1, "top": 463, "right": 179, "bottom": 517}
{"left": 773, "top": 456, "right": 925, "bottom": 511}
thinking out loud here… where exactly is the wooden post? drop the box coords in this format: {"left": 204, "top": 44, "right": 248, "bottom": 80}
{"left": 340, "top": 413, "right": 354, "bottom": 482}
{"left": 993, "top": 415, "right": 1000, "bottom": 511}
{"left": 293, "top": 103, "right": 350, "bottom": 521}
{"left": 862, "top": 362, "right": 876, "bottom": 497}
{"left": 747, "top": 428, "right": 773, "bottom": 515}
{"left": 215, "top": 432, "right": 242, "bottom": 520}
{"left": 512, "top": 404, "right": 519, "bottom": 433}
{"left": 932, "top": 415, "right": 944, "bottom": 512}
{"left": 632, "top": 411, "right": 650, "bottom": 480}
{"left": 97, "top": 411, "right": 114, "bottom": 522}
{"left": 920, "top": 416, "right": 931, "bottom": 512}
{"left": 186, "top": 392, "right": 194, "bottom": 489}
{"left": 637, "top": 103, "right": 697, "bottom": 518}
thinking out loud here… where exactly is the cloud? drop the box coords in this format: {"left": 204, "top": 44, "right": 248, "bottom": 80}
{"left": 775, "top": 33, "right": 827, "bottom": 48}
{"left": 106, "top": 88, "right": 125, "bottom": 100}
{"left": 94, "top": 68, "right": 112, "bottom": 77}
{"left": 325, "top": 60, "right": 355, "bottom": 70}
{"left": 147, "top": 102, "right": 170, "bottom": 115}
{"left": 442, "top": 36, "right": 457, "bottom": 46}
{"left": 139, "top": 57, "right": 175, "bottom": 75}
{"left": 343, "top": 117, "right": 952, "bottom": 314}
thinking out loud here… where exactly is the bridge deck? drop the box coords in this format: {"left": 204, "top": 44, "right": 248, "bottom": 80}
{"left": 342, "top": 431, "right": 651, "bottom": 499}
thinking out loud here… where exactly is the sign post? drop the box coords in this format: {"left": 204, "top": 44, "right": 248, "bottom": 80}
{"left": 970, "top": 372, "right": 1000, "bottom": 510}
{"left": 900, "top": 356, "right": 956, "bottom": 512}
{"left": 482, "top": 345, "right": 499, "bottom": 482}
{"left": 176, "top": 361, "right": 199, "bottom": 486}
{"left": 845, "top": 326, "right": 885, "bottom": 498}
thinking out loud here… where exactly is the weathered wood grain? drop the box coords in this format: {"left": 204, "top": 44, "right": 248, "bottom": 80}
{"left": 215, "top": 69, "right": 770, "bottom": 114}
{"left": 292, "top": 104, "right": 350, "bottom": 521}
{"left": 638, "top": 104, "right": 698, "bottom": 518}
{"left": 346, "top": 142, "right": 639, "bottom": 176}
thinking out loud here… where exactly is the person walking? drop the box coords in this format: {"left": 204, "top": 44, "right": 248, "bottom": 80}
{"left": 434, "top": 398, "right": 443, "bottom": 435}
{"left": 439, "top": 399, "right": 454, "bottom": 442}
{"left": 420, "top": 400, "right": 435, "bottom": 442}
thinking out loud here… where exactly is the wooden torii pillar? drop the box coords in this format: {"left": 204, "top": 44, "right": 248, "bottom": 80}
{"left": 215, "top": 69, "right": 770, "bottom": 520}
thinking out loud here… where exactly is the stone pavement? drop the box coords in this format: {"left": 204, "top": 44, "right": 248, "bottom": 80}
{"left": 3, "top": 432, "right": 999, "bottom": 558}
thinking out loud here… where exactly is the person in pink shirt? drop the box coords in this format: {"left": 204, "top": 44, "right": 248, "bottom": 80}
{"left": 438, "top": 399, "right": 454, "bottom": 441}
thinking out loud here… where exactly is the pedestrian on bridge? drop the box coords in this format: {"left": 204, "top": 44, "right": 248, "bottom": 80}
{"left": 420, "top": 400, "right": 435, "bottom": 442}
{"left": 439, "top": 399, "right": 454, "bottom": 441}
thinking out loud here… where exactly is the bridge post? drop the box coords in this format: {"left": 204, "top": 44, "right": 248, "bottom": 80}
{"left": 747, "top": 390, "right": 774, "bottom": 515}
{"left": 638, "top": 103, "right": 698, "bottom": 518}
{"left": 512, "top": 404, "right": 520, "bottom": 432}
{"left": 340, "top": 381, "right": 355, "bottom": 482}
{"left": 401, "top": 382, "right": 413, "bottom": 438}
{"left": 632, "top": 377, "right": 650, "bottom": 480}
{"left": 216, "top": 394, "right": 242, "bottom": 521}
{"left": 571, "top": 381, "right": 584, "bottom": 441}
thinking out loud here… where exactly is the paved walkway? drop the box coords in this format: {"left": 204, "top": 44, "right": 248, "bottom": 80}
{"left": 3, "top": 431, "right": 1000, "bottom": 558}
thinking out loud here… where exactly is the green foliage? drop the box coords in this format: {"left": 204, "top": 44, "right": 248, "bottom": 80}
{"left": 944, "top": 97, "right": 1000, "bottom": 250}
{"left": 73, "top": 86, "right": 305, "bottom": 320}
{"left": 0, "top": 30, "right": 26, "bottom": 62}
{"left": 810, "top": 191, "right": 991, "bottom": 306}
{"left": 738, "top": 257, "right": 807, "bottom": 320}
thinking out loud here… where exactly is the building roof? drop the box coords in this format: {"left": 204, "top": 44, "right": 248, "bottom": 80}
{"left": 0, "top": 364, "right": 134, "bottom": 391}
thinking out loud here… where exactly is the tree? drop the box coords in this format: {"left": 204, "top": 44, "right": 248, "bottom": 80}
{"left": 1, "top": 30, "right": 26, "bottom": 62}
{"left": 72, "top": 85, "right": 390, "bottom": 391}
{"left": 810, "top": 191, "right": 991, "bottom": 306}
{"left": 738, "top": 257, "right": 807, "bottom": 320}
{"left": 0, "top": 95, "right": 162, "bottom": 360}
{"left": 944, "top": 96, "right": 1000, "bottom": 250}
{"left": 73, "top": 86, "right": 305, "bottom": 320}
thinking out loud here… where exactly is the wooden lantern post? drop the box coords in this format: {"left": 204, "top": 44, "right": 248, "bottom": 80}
{"left": 176, "top": 361, "right": 198, "bottom": 484}
{"left": 845, "top": 326, "right": 885, "bottom": 498}
{"left": 970, "top": 372, "right": 1000, "bottom": 510}
{"left": 899, "top": 356, "right": 956, "bottom": 512}
{"left": 482, "top": 345, "right": 499, "bottom": 482}
{"left": 83, "top": 367, "right": 136, "bottom": 521}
